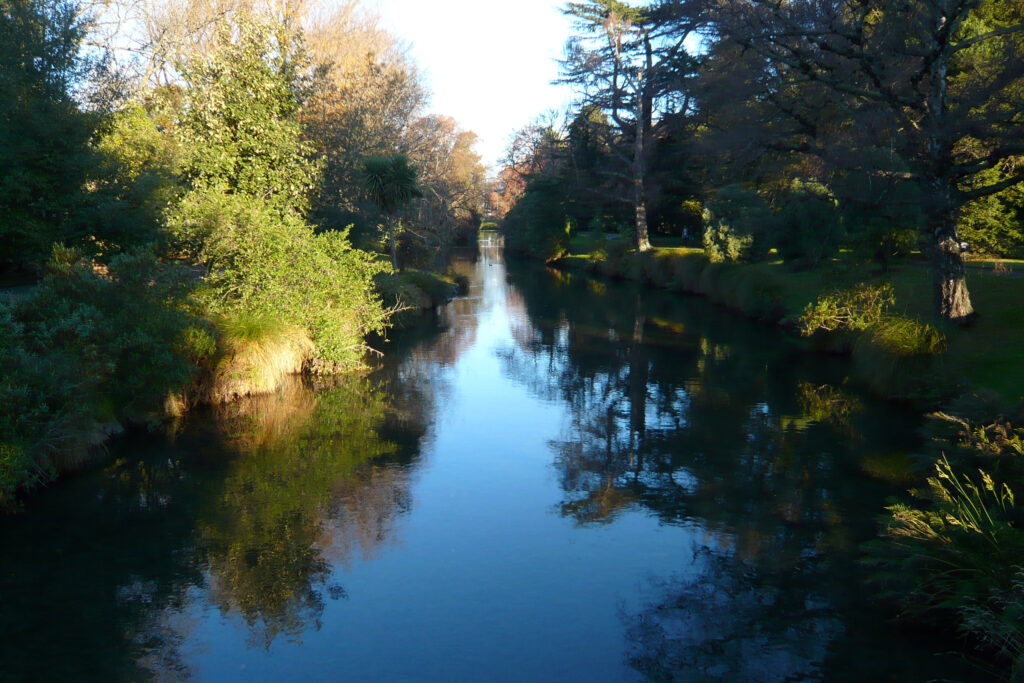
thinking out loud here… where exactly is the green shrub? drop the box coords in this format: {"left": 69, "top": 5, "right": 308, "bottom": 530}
{"left": 502, "top": 176, "right": 570, "bottom": 261}
{"left": 701, "top": 185, "right": 772, "bottom": 263}
{"left": 799, "top": 283, "right": 895, "bottom": 335}
{"left": 76, "top": 105, "right": 183, "bottom": 258}
{"left": 178, "top": 195, "right": 389, "bottom": 370}
{"left": 451, "top": 273, "right": 470, "bottom": 294}
{"left": 702, "top": 220, "right": 753, "bottom": 264}
{"left": 0, "top": 246, "right": 205, "bottom": 506}
{"left": 774, "top": 180, "right": 844, "bottom": 269}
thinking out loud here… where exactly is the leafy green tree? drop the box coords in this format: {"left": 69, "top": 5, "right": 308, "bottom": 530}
{"left": 775, "top": 180, "right": 843, "bottom": 269}
{"left": 560, "top": 0, "right": 704, "bottom": 251}
{"left": 171, "top": 17, "right": 389, "bottom": 369}
{"left": 703, "top": 0, "right": 1024, "bottom": 322}
{"left": 0, "top": 0, "right": 95, "bottom": 273}
{"left": 959, "top": 171, "right": 1024, "bottom": 258}
{"left": 77, "top": 105, "right": 184, "bottom": 256}
{"left": 176, "top": 19, "right": 319, "bottom": 232}
{"left": 360, "top": 153, "right": 421, "bottom": 271}
{"left": 0, "top": 246, "right": 208, "bottom": 507}
{"left": 503, "top": 176, "right": 571, "bottom": 262}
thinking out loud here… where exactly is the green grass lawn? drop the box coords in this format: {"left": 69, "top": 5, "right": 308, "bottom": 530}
{"left": 563, "top": 232, "right": 1024, "bottom": 404}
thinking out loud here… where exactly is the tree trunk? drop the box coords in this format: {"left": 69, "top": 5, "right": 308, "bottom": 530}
{"left": 924, "top": 34, "right": 973, "bottom": 323}
{"left": 633, "top": 99, "right": 651, "bottom": 253}
{"left": 931, "top": 212, "right": 974, "bottom": 323}
{"left": 634, "top": 188, "right": 651, "bottom": 252}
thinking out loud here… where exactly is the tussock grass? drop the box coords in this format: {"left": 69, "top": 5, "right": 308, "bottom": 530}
{"left": 205, "top": 312, "right": 314, "bottom": 403}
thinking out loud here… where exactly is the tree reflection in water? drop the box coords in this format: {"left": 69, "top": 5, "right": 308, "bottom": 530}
{"left": 0, "top": 370, "right": 432, "bottom": 680}
{"left": 197, "top": 375, "right": 409, "bottom": 650}
{"left": 500, "top": 260, "right": 946, "bottom": 681}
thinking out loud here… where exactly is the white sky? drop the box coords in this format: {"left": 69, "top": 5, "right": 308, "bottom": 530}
{"left": 372, "top": 0, "right": 575, "bottom": 172}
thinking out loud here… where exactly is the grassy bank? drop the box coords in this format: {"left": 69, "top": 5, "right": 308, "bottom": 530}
{"left": 376, "top": 268, "right": 469, "bottom": 324}
{"left": 553, "top": 234, "right": 1024, "bottom": 406}
{"left": 0, "top": 262, "right": 465, "bottom": 510}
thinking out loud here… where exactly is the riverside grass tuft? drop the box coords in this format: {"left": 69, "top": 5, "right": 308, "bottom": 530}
{"left": 867, "top": 453, "right": 1024, "bottom": 678}
{"left": 204, "top": 312, "right": 315, "bottom": 404}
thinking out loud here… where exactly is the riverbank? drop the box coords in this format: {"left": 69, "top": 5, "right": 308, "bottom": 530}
{"left": 0, "top": 266, "right": 466, "bottom": 509}
{"left": 547, "top": 237, "right": 1024, "bottom": 408}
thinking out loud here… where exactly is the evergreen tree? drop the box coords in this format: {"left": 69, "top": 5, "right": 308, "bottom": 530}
{"left": 0, "top": 0, "right": 95, "bottom": 274}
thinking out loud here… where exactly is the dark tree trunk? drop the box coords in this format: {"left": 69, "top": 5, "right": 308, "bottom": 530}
{"left": 633, "top": 101, "right": 651, "bottom": 253}
{"left": 931, "top": 212, "right": 974, "bottom": 323}
{"left": 925, "top": 48, "right": 973, "bottom": 324}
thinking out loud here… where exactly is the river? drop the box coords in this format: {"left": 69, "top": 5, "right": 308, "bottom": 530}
{"left": 0, "top": 235, "right": 986, "bottom": 681}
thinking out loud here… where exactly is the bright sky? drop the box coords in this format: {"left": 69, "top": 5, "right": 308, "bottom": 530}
{"left": 372, "top": 0, "right": 576, "bottom": 172}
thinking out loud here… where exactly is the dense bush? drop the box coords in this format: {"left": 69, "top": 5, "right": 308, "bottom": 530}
{"left": 702, "top": 221, "right": 753, "bottom": 263}
{"left": 503, "top": 176, "right": 570, "bottom": 261}
{"left": 175, "top": 195, "right": 389, "bottom": 369}
{"left": 0, "top": 0, "right": 96, "bottom": 272}
{"left": 774, "top": 180, "right": 843, "bottom": 269}
{"left": 170, "top": 18, "right": 390, "bottom": 370}
{"left": 844, "top": 204, "right": 920, "bottom": 272}
{"left": 77, "top": 106, "right": 183, "bottom": 257}
{"left": 701, "top": 185, "right": 771, "bottom": 263}
{"left": 0, "top": 247, "right": 207, "bottom": 507}
{"left": 799, "top": 283, "right": 895, "bottom": 335}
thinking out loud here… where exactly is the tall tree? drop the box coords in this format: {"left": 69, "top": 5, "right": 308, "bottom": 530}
{"left": 707, "top": 0, "right": 1024, "bottom": 322}
{"left": 560, "top": 0, "right": 702, "bottom": 251}
{"left": 303, "top": 1, "right": 425, "bottom": 230}
{"left": 405, "top": 115, "right": 488, "bottom": 263}
{"left": 0, "top": 0, "right": 95, "bottom": 272}
{"left": 175, "top": 17, "right": 318, "bottom": 224}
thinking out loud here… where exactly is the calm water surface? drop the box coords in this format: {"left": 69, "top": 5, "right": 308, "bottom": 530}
{"left": 0, "top": 237, "right": 987, "bottom": 681}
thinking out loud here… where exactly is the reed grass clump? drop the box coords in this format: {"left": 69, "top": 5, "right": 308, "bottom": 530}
{"left": 868, "top": 401, "right": 1024, "bottom": 679}
{"left": 868, "top": 456, "right": 1024, "bottom": 676}
{"left": 204, "top": 312, "right": 315, "bottom": 403}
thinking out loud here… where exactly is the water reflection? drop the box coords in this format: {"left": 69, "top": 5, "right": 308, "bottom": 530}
{"left": 0, "top": 239, "right": 986, "bottom": 681}
{"left": 500, "top": 260, "right": 975, "bottom": 680}
{"left": 196, "top": 377, "right": 407, "bottom": 650}
{"left": 0, "top": 371, "right": 430, "bottom": 680}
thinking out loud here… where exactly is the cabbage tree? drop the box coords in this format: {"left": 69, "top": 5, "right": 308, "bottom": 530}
{"left": 361, "top": 154, "right": 421, "bottom": 270}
